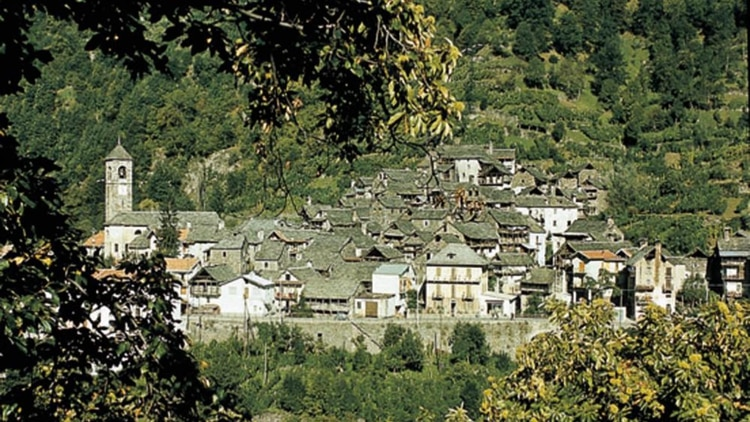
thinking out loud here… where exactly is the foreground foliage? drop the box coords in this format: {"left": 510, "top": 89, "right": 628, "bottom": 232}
{"left": 0, "top": 134, "right": 216, "bottom": 420}
{"left": 481, "top": 299, "right": 750, "bottom": 421}
{"left": 194, "top": 323, "right": 514, "bottom": 421}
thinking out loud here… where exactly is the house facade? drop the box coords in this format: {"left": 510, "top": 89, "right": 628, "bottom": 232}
{"left": 425, "top": 244, "right": 488, "bottom": 316}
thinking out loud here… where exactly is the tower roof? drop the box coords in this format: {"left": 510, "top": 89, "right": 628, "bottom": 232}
{"left": 105, "top": 144, "right": 132, "bottom": 161}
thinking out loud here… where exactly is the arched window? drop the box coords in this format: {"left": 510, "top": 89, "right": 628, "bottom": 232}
{"left": 118, "top": 166, "right": 127, "bottom": 178}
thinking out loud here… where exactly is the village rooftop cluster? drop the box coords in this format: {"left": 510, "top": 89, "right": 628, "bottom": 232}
{"left": 85, "top": 142, "right": 750, "bottom": 324}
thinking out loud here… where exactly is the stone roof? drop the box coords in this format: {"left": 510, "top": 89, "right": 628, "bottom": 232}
{"left": 364, "top": 245, "right": 404, "bottom": 260}
{"left": 191, "top": 264, "right": 238, "bottom": 284}
{"left": 377, "top": 194, "right": 407, "bottom": 209}
{"left": 212, "top": 233, "right": 246, "bottom": 250}
{"left": 184, "top": 225, "right": 225, "bottom": 243}
{"left": 326, "top": 209, "right": 356, "bottom": 226}
{"left": 128, "top": 233, "right": 151, "bottom": 249}
{"left": 717, "top": 236, "right": 750, "bottom": 256}
{"left": 105, "top": 211, "right": 223, "bottom": 228}
{"left": 255, "top": 241, "right": 286, "bottom": 260}
{"left": 105, "top": 144, "right": 132, "bottom": 161}
{"left": 492, "top": 252, "right": 535, "bottom": 267}
{"left": 438, "top": 144, "right": 489, "bottom": 160}
{"left": 374, "top": 263, "right": 410, "bottom": 276}
{"left": 453, "top": 222, "right": 497, "bottom": 240}
{"left": 237, "top": 218, "right": 279, "bottom": 242}
{"left": 523, "top": 267, "right": 556, "bottom": 285}
{"left": 305, "top": 262, "right": 378, "bottom": 300}
{"left": 244, "top": 272, "right": 274, "bottom": 288}
{"left": 477, "top": 187, "right": 516, "bottom": 204}
{"left": 626, "top": 244, "right": 673, "bottom": 266}
{"left": 409, "top": 208, "right": 449, "bottom": 221}
{"left": 515, "top": 195, "right": 577, "bottom": 209}
{"left": 427, "top": 243, "right": 488, "bottom": 267}
{"left": 487, "top": 210, "right": 531, "bottom": 227}
{"left": 565, "top": 219, "right": 610, "bottom": 236}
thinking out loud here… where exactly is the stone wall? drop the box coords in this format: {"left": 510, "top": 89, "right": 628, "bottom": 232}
{"left": 184, "top": 314, "right": 554, "bottom": 357}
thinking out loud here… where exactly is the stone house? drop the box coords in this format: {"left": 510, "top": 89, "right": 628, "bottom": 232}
{"left": 425, "top": 243, "right": 489, "bottom": 316}
{"left": 709, "top": 229, "right": 750, "bottom": 299}
{"left": 623, "top": 241, "right": 686, "bottom": 319}
{"left": 206, "top": 233, "right": 248, "bottom": 275}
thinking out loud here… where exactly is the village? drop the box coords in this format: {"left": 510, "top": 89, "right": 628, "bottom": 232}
{"left": 85, "top": 141, "right": 750, "bottom": 327}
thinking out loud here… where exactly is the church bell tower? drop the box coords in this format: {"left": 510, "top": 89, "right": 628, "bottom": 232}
{"left": 104, "top": 139, "right": 133, "bottom": 222}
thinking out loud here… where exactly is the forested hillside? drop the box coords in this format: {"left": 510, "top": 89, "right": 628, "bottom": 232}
{"left": 1, "top": 0, "right": 747, "bottom": 254}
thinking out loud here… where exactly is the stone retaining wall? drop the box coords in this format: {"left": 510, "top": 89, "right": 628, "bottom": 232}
{"left": 184, "top": 314, "right": 554, "bottom": 357}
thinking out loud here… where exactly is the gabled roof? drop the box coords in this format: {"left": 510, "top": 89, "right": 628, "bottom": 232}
{"left": 305, "top": 262, "right": 378, "bottom": 300}
{"left": 105, "top": 144, "right": 132, "bottom": 161}
{"left": 243, "top": 271, "right": 274, "bottom": 288}
{"left": 191, "top": 264, "right": 238, "bottom": 284}
{"left": 128, "top": 233, "right": 152, "bottom": 249}
{"left": 492, "top": 252, "right": 535, "bottom": 267}
{"left": 522, "top": 267, "right": 555, "bottom": 285}
{"left": 165, "top": 257, "right": 200, "bottom": 273}
{"left": 477, "top": 187, "right": 515, "bottom": 204}
{"left": 363, "top": 245, "right": 404, "bottom": 260}
{"left": 326, "top": 208, "right": 357, "bottom": 226}
{"left": 515, "top": 195, "right": 577, "bottom": 209}
{"left": 83, "top": 231, "right": 105, "bottom": 248}
{"left": 212, "top": 234, "right": 246, "bottom": 250}
{"left": 564, "top": 241, "right": 633, "bottom": 254}
{"left": 452, "top": 222, "right": 497, "bottom": 240}
{"left": 626, "top": 244, "right": 673, "bottom": 266}
{"left": 575, "top": 250, "right": 624, "bottom": 262}
{"left": 427, "top": 243, "right": 487, "bottom": 267}
{"left": 376, "top": 194, "right": 407, "bottom": 209}
{"left": 255, "top": 241, "right": 286, "bottom": 260}
{"left": 374, "top": 263, "right": 411, "bottom": 276}
{"left": 106, "top": 211, "right": 223, "bottom": 228}
{"left": 717, "top": 236, "right": 750, "bottom": 256}
{"left": 437, "top": 144, "right": 489, "bottom": 160}
{"left": 93, "top": 268, "right": 135, "bottom": 281}
{"left": 183, "top": 225, "right": 224, "bottom": 243}
{"left": 520, "top": 166, "right": 549, "bottom": 182}
{"left": 488, "top": 210, "right": 531, "bottom": 227}
{"left": 409, "top": 208, "right": 449, "bottom": 221}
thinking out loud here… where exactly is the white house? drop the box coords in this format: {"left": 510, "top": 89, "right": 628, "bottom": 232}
{"left": 372, "top": 263, "right": 416, "bottom": 299}
{"left": 514, "top": 195, "right": 578, "bottom": 255}
{"left": 206, "top": 272, "right": 275, "bottom": 316}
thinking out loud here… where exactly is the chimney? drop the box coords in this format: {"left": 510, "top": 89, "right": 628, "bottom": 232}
{"left": 723, "top": 226, "right": 731, "bottom": 241}
{"left": 488, "top": 141, "right": 493, "bottom": 155}
{"left": 638, "top": 238, "right": 648, "bottom": 249}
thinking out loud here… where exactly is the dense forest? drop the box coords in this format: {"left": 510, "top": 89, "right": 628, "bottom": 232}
{"left": 1, "top": 0, "right": 748, "bottom": 254}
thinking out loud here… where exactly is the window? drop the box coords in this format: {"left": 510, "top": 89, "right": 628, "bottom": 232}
{"left": 285, "top": 273, "right": 291, "bottom": 281}
{"left": 118, "top": 166, "right": 127, "bottom": 178}
{"left": 222, "top": 251, "right": 227, "bottom": 258}
{"left": 357, "top": 302, "right": 362, "bottom": 309}
{"left": 114, "top": 244, "right": 119, "bottom": 253}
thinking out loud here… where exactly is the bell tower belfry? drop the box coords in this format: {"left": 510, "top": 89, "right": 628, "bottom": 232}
{"left": 104, "top": 139, "right": 133, "bottom": 222}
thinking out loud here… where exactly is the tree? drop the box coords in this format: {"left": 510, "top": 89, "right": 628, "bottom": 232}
{"left": 523, "top": 57, "right": 546, "bottom": 89}
{"left": 449, "top": 322, "right": 490, "bottom": 365}
{"left": 382, "top": 324, "right": 425, "bottom": 372}
{"left": 1, "top": 0, "right": 462, "bottom": 163}
{"left": 481, "top": 299, "right": 750, "bottom": 421}
{"left": 157, "top": 205, "right": 180, "bottom": 256}
{"left": 0, "top": 134, "right": 214, "bottom": 419}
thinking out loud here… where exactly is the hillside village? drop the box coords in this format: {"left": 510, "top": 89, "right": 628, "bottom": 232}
{"left": 85, "top": 141, "right": 750, "bottom": 323}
